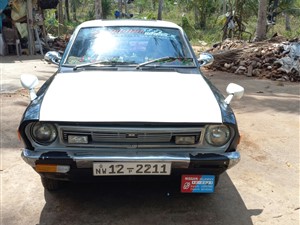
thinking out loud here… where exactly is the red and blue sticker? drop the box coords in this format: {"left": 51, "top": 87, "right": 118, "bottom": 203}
{"left": 181, "top": 175, "right": 215, "bottom": 193}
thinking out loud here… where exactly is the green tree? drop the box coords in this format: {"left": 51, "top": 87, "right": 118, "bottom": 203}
{"left": 179, "top": 0, "right": 219, "bottom": 30}
{"left": 102, "top": 0, "right": 112, "bottom": 19}
{"left": 71, "top": 0, "right": 80, "bottom": 21}
{"left": 277, "top": 0, "right": 300, "bottom": 31}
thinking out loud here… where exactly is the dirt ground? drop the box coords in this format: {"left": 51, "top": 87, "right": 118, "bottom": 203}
{"left": 0, "top": 56, "right": 299, "bottom": 225}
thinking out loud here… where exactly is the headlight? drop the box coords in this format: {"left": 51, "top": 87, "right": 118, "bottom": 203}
{"left": 31, "top": 122, "right": 57, "bottom": 145}
{"left": 205, "top": 125, "right": 231, "bottom": 146}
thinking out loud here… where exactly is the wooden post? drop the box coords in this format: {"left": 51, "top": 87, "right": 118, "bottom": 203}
{"left": 26, "top": 0, "right": 35, "bottom": 55}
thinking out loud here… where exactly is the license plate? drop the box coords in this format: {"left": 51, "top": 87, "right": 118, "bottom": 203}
{"left": 93, "top": 162, "right": 171, "bottom": 176}
{"left": 181, "top": 175, "right": 215, "bottom": 193}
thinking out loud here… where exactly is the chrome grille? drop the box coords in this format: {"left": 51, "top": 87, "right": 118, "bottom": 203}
{"left": 60, "top": 126, "right": 203, "bottom": 148}
{"left": 92, "top": 132, "right": 172, "bottom": 143}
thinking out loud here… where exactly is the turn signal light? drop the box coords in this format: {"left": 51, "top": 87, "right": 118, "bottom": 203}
{"left": 35, "top": 164, "right": 70, "bottom": 173}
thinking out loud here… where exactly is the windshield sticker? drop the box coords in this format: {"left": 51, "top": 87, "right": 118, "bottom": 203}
{"left": 104, "top": 28, "right": 177, "bottom": 39}
{"left": 80, "top": 27, "right": 177, "bottom": 39}
{"left": 144, "top": 28, "right": 175, "bottom": 38}
{"left": 110, "top": 28, "right": 144, "bottom": 34}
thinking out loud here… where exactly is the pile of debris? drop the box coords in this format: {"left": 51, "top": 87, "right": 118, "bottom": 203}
{"left": 45, "top": 33, "right": 70, "bottom": 52}
{"left": 204, "top": 37, "right": 300, "bottom": 82}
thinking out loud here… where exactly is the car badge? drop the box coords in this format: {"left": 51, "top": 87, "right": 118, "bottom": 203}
{"left": 126, "top": 133, "right": 138, "bottom": 138}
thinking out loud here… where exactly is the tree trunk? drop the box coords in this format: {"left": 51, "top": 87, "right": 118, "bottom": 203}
{"left": 58, "top": 1, "right": 64, "bottom": 36}
{"left": 151, "top": 0, "right": 156, "bottom": 11}
{"left": 255, "top": 0, "right": 268, "bottom": 41}
{"left": 65, "top": 0, "right": 70, "bottom": 22}
{"left": 95, "top": 0, "right": 103, "bottom": 19}
{"left": 72, "top": 0, "right": 77, "bottom": 21}
{"left": 235, "top": 0, "right": 243, "bottom": 25}
{"left": 199, "top": 1, "right": 207, "bottom": 29}
{"left": 194, "top": 7, "right": 200, "bottom": 29}
{"left": 285, "top": 13, "right": 291, "bottom": 31}
{"left": 157, "top": 0, "right": 163, "bottom": 20}
{"left": 118, "top": 0, "right": 122, "bottom": 17}
{"left": 26, "top": 0, "right": 35, "bottom": 55}
{"left": 223, "top": 0, "right": 226, "bottom": 14}
{"left": 124, "top": 0, "right": 128, "bottom": 15}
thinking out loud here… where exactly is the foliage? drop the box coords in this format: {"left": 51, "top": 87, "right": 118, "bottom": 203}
{"left": 44, "top": 0, "right": 112, "bottom": 35}
{"left": 278, "top": 0, "right": 300, "bottom": 15}
{"left": 44, "top": 9, "right": 59, "bottom": 34}
{"left": 44, "top": 0, "right": 300, "bottom": 43}
{"left": 102, "top": 0, "right": 112, "bottom": 19}
{"left": 181, "top": 15, "right": 196, "bottom": 39}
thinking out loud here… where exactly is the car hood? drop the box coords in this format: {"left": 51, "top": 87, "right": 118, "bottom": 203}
{"left": 39, "top": 71, "right": 222, "bottom": 123}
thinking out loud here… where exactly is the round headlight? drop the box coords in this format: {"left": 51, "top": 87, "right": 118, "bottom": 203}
{"left": 205, "top": 125, "right": 231, "bottom": 146}
{"left": 31, "top": 122, "right": 57, "bottom": 145}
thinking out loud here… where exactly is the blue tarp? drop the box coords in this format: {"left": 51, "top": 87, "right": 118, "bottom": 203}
{"left": 0, "top": 0, "right": 9, "bottom": 32}
{"left": 0, "top": 0, "right": 8, "bottom": 11}
{"left": 275, "top": 42, "right": 300, "bottom": 75}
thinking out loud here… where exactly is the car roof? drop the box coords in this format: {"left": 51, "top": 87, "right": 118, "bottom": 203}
{"left": 77, "top": 19, "right": 183, "bottom": 30}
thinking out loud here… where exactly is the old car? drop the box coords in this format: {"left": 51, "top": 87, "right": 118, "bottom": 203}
{"left": 18, "top": 20, "right": 244, "bottom": 193}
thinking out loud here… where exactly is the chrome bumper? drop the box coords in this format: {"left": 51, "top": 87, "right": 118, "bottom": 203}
{"left": 22, "top": 149, "right": 240, "bottom": 170}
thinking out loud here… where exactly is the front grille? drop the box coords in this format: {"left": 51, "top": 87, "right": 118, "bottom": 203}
{"left": 60, "top": 126, "right": 203, "bottom": 148}
{"left": 92, "top": 132, "right": 173, "bottom": 143}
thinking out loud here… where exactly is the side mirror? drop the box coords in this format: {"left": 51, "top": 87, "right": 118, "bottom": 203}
{"left": 44, "top": 51, "right": 61, "bottom": 65}
{"left": 198, "top": 53, "right": 214, "bottom": 67}
{"left": 224, "top": 83, "right": 244, "bottom": 104}
{"left": 20, "top": 74, "right": 39, "bottom": 101}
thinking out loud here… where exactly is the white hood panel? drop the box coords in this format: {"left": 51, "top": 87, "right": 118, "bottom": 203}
{"left": 39, "top": 71, "right": 222, "bottom": 123}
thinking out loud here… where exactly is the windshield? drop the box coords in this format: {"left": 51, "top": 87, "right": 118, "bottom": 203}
{"left": 65, "top": 26, "right": 195, "bottom": 67}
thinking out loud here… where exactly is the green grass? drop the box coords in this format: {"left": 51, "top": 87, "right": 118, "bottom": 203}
{"left": 266, "top": 15, "right": 300, "bottom": 39}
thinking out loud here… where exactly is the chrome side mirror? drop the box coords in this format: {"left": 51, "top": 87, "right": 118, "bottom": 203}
{"left": 20, "top": 74, "right": 39, "bottom": 101}
{"left": 198, "top": 53, "right": 214, "bottom": 67}
{"left": 44, "top": 51, "right": 61, "bottom": 65}
{"left": 224, "top": 83, "right": 244, "bottom": 104}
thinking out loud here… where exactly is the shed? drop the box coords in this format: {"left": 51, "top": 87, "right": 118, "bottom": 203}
{"left": 0, "top": 0, "right": 58, "bottom": 56}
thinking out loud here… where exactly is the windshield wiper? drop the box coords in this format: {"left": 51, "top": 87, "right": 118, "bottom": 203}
{"left": 136, "top": 57, "right": 194, "bottom": 69}
{"left": 73, "top": 60, "right": 133, "bottom": 71}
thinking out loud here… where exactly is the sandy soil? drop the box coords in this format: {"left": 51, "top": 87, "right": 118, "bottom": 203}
{"left": 0, "top": 57, "right": 299, "bottom": 225}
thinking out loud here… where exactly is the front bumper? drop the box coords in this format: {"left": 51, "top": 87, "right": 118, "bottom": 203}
{"left": 22, "top": 149, "right": 240, "bottom": 177}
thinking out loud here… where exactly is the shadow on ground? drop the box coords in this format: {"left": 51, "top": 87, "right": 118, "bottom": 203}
{"left": 38, "top": 173, "right": 262, "bottom": 225}
{"left": 0, "top": 55, "right": 45, "bottom": 63}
